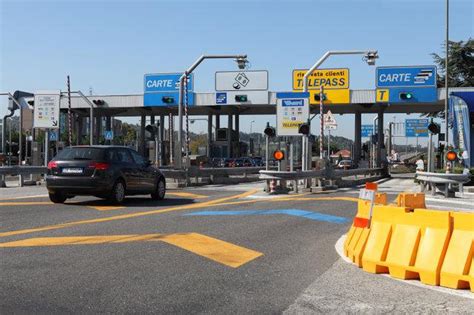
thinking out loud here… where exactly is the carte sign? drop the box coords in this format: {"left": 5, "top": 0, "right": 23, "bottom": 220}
{"left": 292, "top": 68, "right": 349, "bottom": 90}
{"left": 143, "top": 73, "right": 194, "bottom": 106}
{"left": 276, "top": 92, "right": 309, "bottom": 136}
{"left": 33, "top": 90, "right": 60, "bottom": 129}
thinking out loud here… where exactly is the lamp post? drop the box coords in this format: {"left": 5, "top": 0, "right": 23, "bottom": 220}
{"left": 302, "top": 50, "right": 379, "bottom": 171}
{"left": 177, "top": 54, "right": 248, "bottom": 169}
{"left": 444, "top": 0, "right": 450, "bottom": 157}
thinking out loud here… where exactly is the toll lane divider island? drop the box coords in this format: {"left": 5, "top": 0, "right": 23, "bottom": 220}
{"left": 344, "top": 184, "right": 474, "bottom": 292}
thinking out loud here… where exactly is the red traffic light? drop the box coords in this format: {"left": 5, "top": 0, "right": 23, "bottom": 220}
{"left": 446, "top": 151, "right": 457, "bottom": 161}
{"left": 273, "top": 150, "right": 284, "bottom": 161}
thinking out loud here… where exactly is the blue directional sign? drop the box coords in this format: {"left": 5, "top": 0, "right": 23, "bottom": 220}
{"left": 405, "top": 119, "right": 429, "bottom": 137}
{"left": 143, "top": 73, "right": 194, "bottom": 107}
{"left": 361, "top": 125, "right": 374, "bottom": 138}
{"left": 49, "top": 130, "right": 58, "bottom": 142}
{"left": 104, "top": 130, "right": 114, "bottom": 140}
{"left": 376, "top": 66, "right": 437, "bottom": 103}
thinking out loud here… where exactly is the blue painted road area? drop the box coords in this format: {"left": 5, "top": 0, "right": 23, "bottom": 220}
{"left": 184, "top": 209, "right": 349, "bottom": 224}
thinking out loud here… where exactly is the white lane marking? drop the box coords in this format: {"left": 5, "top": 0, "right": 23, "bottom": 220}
{"left": 335, "top": 234, "right": 474, "bottom": 300}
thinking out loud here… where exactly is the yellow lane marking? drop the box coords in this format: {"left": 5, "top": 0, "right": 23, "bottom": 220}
{"left": 0, "top": 201, "right": 52, "bottom": 206}
{"left": 0, "top": 232, "right": 263, "bottom": 268}
{"left": 0, "top": 189, "right": 258, "bottom": 238}
{"left": 167, "top": 192, "right": 208, "bottom": 199}
{"left": 156, "top": 233, "right": 262, "bottom": 268}
{"left": 88, "top": 206, "right": 125, "bottom": 211}
{"left": 0, "top": 194, "right": 49, "bottom": 201}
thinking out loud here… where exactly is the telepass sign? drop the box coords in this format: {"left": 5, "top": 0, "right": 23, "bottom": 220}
{"left": 276, "top": 92, "right": 310, "bottom": 137}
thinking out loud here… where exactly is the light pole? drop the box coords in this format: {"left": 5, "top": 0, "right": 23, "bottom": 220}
{"left": 444, "top": 0, "right": 450, "bottom": 164}
{"left": 177, "top": 54, "right": 248, "bottom": 169}
{"left": 302, "top": 50, "right": 378, "bottom": 170}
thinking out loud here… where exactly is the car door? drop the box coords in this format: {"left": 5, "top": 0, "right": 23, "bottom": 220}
{"left": 129, "top": 149, "right": 155, "bottom": 192}
{"left": 115, "top": 148, "right": 139, "bottom": 191}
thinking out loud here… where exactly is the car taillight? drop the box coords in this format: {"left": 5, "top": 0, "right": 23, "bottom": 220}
{"left": 88, "top": 162, "right": 110, "bottom": 170}
{"left": 47, "top": 161, "right": 58, "bottom": 169}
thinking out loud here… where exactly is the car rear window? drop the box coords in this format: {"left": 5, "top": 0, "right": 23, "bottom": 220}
{"left": 55, "top": 147, "right": 105, "bottom": 161}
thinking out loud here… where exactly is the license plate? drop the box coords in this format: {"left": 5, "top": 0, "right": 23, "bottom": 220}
{"left": 62, "top": 168, "right": 83, "bottom": 174}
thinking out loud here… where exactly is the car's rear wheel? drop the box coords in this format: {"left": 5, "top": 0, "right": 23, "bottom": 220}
{"left": 108, "top": 180, "right": 125, "bottom": 204}
{"left": 151, "top": 178, "right": 166, "bottom": 200}
{"left": 49, "top": 192, "right": 67, "bottom": 204}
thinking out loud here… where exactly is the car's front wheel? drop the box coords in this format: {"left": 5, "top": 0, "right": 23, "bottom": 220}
{"left": 151, "top": 178, "right": 166, "bottom": 200}
{"left": 108, "top": 180, "right": 126, "bottom": 204}
{"left": 49, "top": 192, "right": 67, "bottom": 204}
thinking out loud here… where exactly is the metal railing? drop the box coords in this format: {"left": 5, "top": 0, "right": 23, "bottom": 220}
{"left": 416, "top": 171, "right": 471, "bottom": 197}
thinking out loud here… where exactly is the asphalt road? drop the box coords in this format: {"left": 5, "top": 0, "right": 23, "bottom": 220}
{"left": 1, "top": 183, "right": 472, "bottom": 313}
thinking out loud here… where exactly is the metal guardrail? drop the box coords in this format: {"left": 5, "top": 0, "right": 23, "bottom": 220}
{"left": 259, "top": 167, "right": 384, "bottom": 180}
{"left": 416, "top": 171, "right": 471, "bottom": 197}
{"left": 0, "top": 166, "right": 48, "bottom": 176}
{"left": 162, "top": 166, "right": 265, "bottom": 181}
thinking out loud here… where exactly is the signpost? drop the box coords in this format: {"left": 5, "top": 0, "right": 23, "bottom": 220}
{"left": 276, "top": 92, "right": 309, "bottom": 137}
{"left": 292, "top": 68, "right": 350, "bottom": 105}
{"left": 375, "top": 65, "right": 437, "bottom": 103}
{"left": 143, "top": 73, "right": 194, "bottom": 106}
{"left": 324, "top": 110, "right": 337, "bottom": 156}
{"left": 405, "top": 119, "right": 429, "bottom": 137}
{"left": 33, "top": 90, "right": 60, "bottom": 129}
{"left": 104, "top": 130, "right": 114, "bottom": 141}
{"left": 213, "top": 70, "right": 269, "bottom": 105}
{"left": 361, "top": 125, "right": 374, "bottom": 138}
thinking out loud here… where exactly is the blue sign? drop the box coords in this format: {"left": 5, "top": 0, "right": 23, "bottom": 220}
{"left": 361, "top": 125, "right": 374, "bottom": 138}
{"left": 144, "top": 73, "right": 194, "bottom": 93}
{"left": 376, "top": 66, "right": 436, "bottom": 88}
{"left": 282, "top": 99, "right": 304, "bottom": 107}
{"left": 216, "top": 92, "right": 227, "bottom": 104}
{"left": 405, "top": 119, "right": 429, "bottom": 137}
{"left": 104, "top": 130, "right": 114, "bottom": 140}
{"left": 143, "top": 73, "right": 194, "bottom": 107}
{"left": 49, "top": 130, "right": 58, "bottom": 142}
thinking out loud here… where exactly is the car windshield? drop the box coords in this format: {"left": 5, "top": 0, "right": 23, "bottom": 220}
{"left": 55, "top": 147, "right": 105, "bottom": 161}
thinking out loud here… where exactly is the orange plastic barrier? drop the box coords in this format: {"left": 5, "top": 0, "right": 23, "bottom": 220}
{"left": 362, "top": 206, "right": 451, "bottom": 286}
{"left": 343, "top": 193, "right": 386, "bottom": 267}
{"left": 395, "top": 193, "right": 426, "bottom": 209}
{"left": 440, "top": 212, "right": 474, "bottom": 292}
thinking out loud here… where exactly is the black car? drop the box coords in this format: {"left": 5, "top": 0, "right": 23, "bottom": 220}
{"left": 46, "top": 146, "right": 166, "bottom": 204}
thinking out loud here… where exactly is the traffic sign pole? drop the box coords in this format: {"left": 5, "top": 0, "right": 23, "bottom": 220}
{"left": 319, "top": 86, "right": 324, "bottom": 159}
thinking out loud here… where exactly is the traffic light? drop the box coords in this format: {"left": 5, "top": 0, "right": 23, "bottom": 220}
{"left": 27, "top": 100, "right": 35, "bottom": 106}
{"left": 162, "top": 96, "right": 175, "bottom": 104}
{"left": 428, "top": 121, "right": 440, "bottom": 134}
{"left": 399, "top": 92, "right": 413, "bottom": 100}
{"left": 314, "top": 93, "right": 327, "bottom": 102}
{"left": 273, "top": 150, "right": 284, "bottom": 161}
{"left": 446, "top": 150, "right": 457, "bottom": 162}
{"left": 93, "top": 99, "right": 105, "bottom": 105}
{"left": 362, "top": 144, "right": 368, "bottom": 153}
{"left": 298, "top": 123, "right": 310, "bottom": 135}
{"left": 235, "top": 95, "right": 248, "bottom": 102}
{"left": 145, "top": 124, "right": 158, "bottom": 136}
{"left": 263, "top": 123, "right": 276, "bottom": 138}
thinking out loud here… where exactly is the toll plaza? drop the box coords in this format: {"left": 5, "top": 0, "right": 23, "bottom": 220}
{"left": 3, "top": 66, "right": 474, "bottom": 171}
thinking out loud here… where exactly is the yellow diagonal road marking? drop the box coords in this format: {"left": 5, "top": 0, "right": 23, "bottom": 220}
{"left": 157, "top": 233, "right": 262, "bottom": 268}
{"left": 167, "top": 192, "right": 208, "bottom": 199}
{"left": 0, "top": 189, "right": 258, "bottom": 238}
{"left": 0, "top": 232, "right": 263, "bottom": 268}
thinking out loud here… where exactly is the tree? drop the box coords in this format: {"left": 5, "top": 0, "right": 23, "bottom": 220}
{"left": 431, "top": 39, "right": 474, "bottom": 87}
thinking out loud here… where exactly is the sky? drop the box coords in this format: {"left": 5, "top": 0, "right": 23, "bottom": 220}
{"left": 1, "top": 0, "right": 473, "bottom": 143}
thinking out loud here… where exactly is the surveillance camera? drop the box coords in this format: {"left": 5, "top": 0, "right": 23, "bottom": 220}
{"left": 236, "top": 57, "right": 248, "bottom": 70}
{"left": 364, "top": 51, "right": 379, "bottom": 66}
